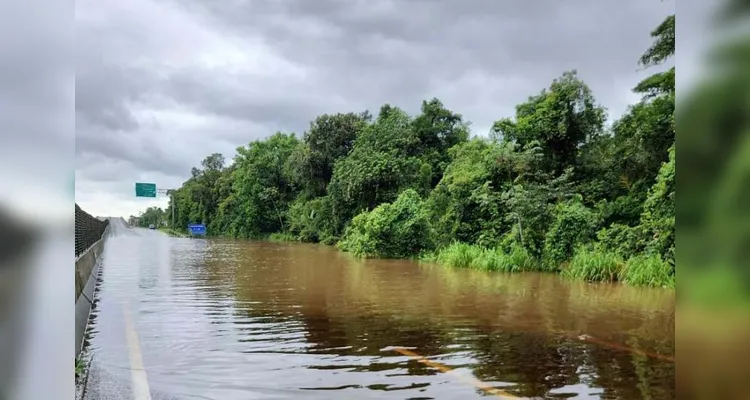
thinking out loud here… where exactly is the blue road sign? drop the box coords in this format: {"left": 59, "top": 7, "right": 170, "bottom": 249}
{"left": 187, "top": 224, "right": 206, "bottom": 236}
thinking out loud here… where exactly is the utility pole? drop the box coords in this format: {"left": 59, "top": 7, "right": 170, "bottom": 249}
{"left": 157, "top": 188, "right": 177, "bottom": 229}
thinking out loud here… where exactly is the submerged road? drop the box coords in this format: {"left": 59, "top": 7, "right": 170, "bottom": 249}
{"left": 81, "top": 219, "right": 675, "bottom": 399}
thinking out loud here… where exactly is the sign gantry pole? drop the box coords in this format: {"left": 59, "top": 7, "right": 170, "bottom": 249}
{"left": 135, "top": 182, "right": 176, "bottom": 228}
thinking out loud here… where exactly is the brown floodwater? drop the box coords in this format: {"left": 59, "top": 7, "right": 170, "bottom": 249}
{"left": 85, "top": 230, "right": 675, "bottom": 399}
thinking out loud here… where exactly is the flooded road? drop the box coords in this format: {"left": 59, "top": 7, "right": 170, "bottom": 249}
{"left": 83, "top": 224, "right": 674, "bottom": 399}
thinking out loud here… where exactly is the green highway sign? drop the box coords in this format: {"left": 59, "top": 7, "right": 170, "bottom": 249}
{"left": 135, "top": 182, "right": 157, "bottom": 198}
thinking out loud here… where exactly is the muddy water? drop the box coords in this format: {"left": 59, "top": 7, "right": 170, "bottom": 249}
{"left": 87, "top": 234, "right": 674, "bottom": 399}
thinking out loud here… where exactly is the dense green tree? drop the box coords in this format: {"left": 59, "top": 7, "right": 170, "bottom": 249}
{"left": 500, "top": 159, "right": 576, "bottom": 259}
{"left": 137, "top": 206, "right": 166, "bottom": 228}
{"left": 286, "top": 195, "right": 338, "bottom": 244}
{"left": 286, "top": 112, "right": 371, "bottom": 198}
{"left": 590, "top": 13, "right": 675, "bottom": 262}
{"left": 640, "top": 144, "right": 674, "bottom": 266}
{"left": 339, "top": 189, "right": 434, "bottom": 258}
{"left": 603, "top": 13, "right": 675, "bottom": 210}
{"left": 427, "top": 139, "right": 498, "bottom": 247}
{"left": 327, "top": 105, "right": 430, "bottom": 232}
{"left": 167, "top": 152, "right": 227, "bottom": 233}
{"left": 634, "top": 14, "right": 675, "bottom": 99}
{"left": 543, "top": 196, "right": 600, "bottom": 270}
{"left": 492, "top": 70, "right": 607, "bottom": 176}
{"left": 410, "top": 98, "right": 470, "bottom": 185}
{"left": 229, "top": 132, "right": 300, "bottom": 238}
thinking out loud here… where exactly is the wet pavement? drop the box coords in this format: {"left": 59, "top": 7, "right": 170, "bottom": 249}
{"left": 81, "top": 220, "right": 675, "bottom": 399}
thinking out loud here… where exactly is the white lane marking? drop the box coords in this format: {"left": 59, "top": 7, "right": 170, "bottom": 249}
{"left": 123, "top": 303, "right": 152, "bottom": 400}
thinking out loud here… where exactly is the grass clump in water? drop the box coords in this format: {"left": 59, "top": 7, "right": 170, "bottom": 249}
{"left": 620, "top": 254, "right": 674, "bottom": 288}
{"left": 563, "top": 247, "right": 624, "bottom": 282}
{"left": 435, "top": 242, "right": 535, "bottom": 272}
{"left": 436, "top": 242, "right": 481, "bottom": 268}
{"left": 268, "top": 232, "right": 297, "bottom": 242}
{"left": 470, "top": 248, "right": 511, "bottom": 271}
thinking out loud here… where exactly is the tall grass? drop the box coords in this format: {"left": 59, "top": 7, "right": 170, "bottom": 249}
{"left": 472, "top": 248, "right": 514, "bottom": 271}
{"left": 432, "top": 242, "right": 673, "bottom": 289}
{"left": 434, "top": 242, "right": 535, "bottom": 272}
{"left": 619, "top": 255, "right": 675, "bottom": 288}
{"left": 563, "top": 247, "right": 624, "bottom": 282}
{"left": 563, "top": 247, "right": 676, "bottom": 288}
{"left": 268, "top": 232, "right": 297, "bottom": 242}
{"left": 507, "top": 244, "right": 536, "bottom": 271}
{"left": 436, "top": 242, "right": 481, "bottom": 268}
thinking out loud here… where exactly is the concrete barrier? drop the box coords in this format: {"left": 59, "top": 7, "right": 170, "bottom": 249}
{"left": 75, "top": 223, "right": 109, "bottom": 357}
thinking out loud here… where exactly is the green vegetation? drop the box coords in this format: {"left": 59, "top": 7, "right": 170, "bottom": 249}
{"left": 563, "top": 247, "right": 623, "bottom": 283}
{"left": 156, "top": 15, "right": 674, "bottom": 288}
{"left": 620, "top": 254, "right": 674, "bottom": 288}
{"left": 434, "top": 242, "right": 534, "bottom": 273}
{"left": 339, "top": 189, "right": 434, "bottom": 259}
{"left": 267, "top": 232, "right": 296, "bottom": 242}
{"left": 559, "top": 248, "right": 674, "bottom": 289}
{"left": 75, "top": 358, "right": 84, "bottom": 378}
{"left": 129, "top": 206, "right": 168, "bottom": 228}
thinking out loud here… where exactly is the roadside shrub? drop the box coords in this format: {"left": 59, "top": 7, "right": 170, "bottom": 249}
{"left": 543, "top": 198, "right": 599, "bottom": 270}
{"left": 508, "top": 243, "right": 536, "bottom": 271}
{"left": 595, "top": 195, "right": 643, "bottom": 228}
{"left": 563, "top": 247, "right": 624, "bottom": 282}
{"left": 287, "top": 196, "right": 338, "bottom": 244}
{"left": 596, "top": 223, "right": 644, "bottom": 260}
{"left": 640, "top": 145, "right": 675, "bottom": 265}
{"left": 338, "top": 189, "right": 434, "bottom": 258}
{"left": 620, "top": 255, "right": 674, "bottom": 288}
{"left": 497, "top": 231, "right": 516, "bottom": 254}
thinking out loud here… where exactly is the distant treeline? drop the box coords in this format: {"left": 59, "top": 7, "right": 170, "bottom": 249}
{"left": 157, "top": 15, "right": 674, "bottom": 287}
{"left": 131, "top": 206, "right": 166, "bottom": 228}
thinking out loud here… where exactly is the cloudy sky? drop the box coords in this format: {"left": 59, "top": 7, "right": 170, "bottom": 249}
{"left": 74, "top": 0, "right": 677, "bottom": 219}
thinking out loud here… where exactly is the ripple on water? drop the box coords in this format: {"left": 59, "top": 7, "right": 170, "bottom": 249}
{"left": 86, "top": 237, "right": 675, "bottom": 399}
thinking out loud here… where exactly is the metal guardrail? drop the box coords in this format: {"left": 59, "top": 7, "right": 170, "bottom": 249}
{"left": 75, "top": 204, "right": 109, "bottom": 258}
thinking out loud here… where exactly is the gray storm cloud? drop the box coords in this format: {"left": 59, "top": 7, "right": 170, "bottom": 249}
{"left": 74, "top": 0, "right": 674, "bottom": 218}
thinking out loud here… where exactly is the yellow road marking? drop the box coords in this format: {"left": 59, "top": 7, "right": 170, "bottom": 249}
{"left": 392, "top": 347, "right": 519, "bottom": 399}
{"left": 123, "top": 303, "right": 152, "bottom": 400}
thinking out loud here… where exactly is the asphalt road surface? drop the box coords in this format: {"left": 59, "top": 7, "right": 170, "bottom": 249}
{"left": 82, "top": 220, "right": 180, "bottom": 400}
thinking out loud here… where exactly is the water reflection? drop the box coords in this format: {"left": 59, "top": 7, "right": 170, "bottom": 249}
{"left": 198, "top": 239, "right": 673, "bottom": 399}
{"left": 89, "top": 235, "right": 674, "bottom": 399}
